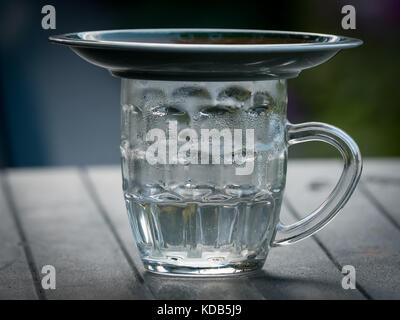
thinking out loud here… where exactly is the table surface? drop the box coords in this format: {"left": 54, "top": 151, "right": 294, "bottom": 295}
{"left": 1, "top": 159, "right": 399, "bottom": 300}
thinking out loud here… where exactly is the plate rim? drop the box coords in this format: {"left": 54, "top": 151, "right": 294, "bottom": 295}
{"left": 49, "top": 28, "right": 363, "bottom": 52}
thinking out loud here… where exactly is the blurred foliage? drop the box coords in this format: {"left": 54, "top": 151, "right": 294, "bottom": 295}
{"left": 287, "top": 0, "right": 400, "bottom": 158}
{"left": 290, "top": 46, "right": 399, "bottom": 158}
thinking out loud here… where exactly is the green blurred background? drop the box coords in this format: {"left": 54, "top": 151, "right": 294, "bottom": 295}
{"left": 1, "top": 0, "right": 399, "bottom": 166}
{"left": 285, "top": 1, "right": 400, "bottom": 158}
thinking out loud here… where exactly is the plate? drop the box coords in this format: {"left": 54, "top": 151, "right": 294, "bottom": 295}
{"left": 49, "top": 29, "right": 362, "bottom": 80}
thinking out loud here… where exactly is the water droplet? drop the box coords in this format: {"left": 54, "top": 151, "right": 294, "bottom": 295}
{"left": 172, "top": 86, "right": 211, "bottom": 99}
{"left": 151, "top": 105, "right": 186, "bottom": 116}
{"left": 248, "top": 92, "right": 274, "bottom": 115}
{"left": 200, "top": 104, "right": 237, "bottom": 116}
{"left": 142, "top": 88, "right": 166, "bottom": 100}
{"left": 247, "top": 105, "right": 272, "bottom": 115}
{"left": 218, "top": 86, "right": 251, "bottom": 102}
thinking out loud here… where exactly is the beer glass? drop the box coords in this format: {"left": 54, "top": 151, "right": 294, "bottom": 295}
{"left": 120, "top": 78, "right": 361, "bottom": 275}
{"left": 50, "top": 29, "right": 363, "bottom": 275}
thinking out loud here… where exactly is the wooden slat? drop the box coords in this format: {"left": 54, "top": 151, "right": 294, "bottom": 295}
{"left": 284, "top": 160, "right": 400, "bottom": 299}
{"left": 87, "top": 165, "right": 363, "bottom": 299}
{"left": 254, "top": 204, "right": 364, "bottom": 299}
{"left": 0, "top": 172, "right": 37, "bottom": 299}
{"left": 360, "top": 159, "right": 400, "bottom": 229}
{"left": 6, "top": 168, "right": 150, "bottom": 299}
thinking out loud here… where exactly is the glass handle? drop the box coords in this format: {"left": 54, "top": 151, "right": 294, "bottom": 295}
{"left": 272, "top": 122, "right": 362, "bottom": 246}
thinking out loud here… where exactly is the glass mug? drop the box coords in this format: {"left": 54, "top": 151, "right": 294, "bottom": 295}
{"left": 49, "top": 28, "right": 363, "bottom": 275}
{"left": 120, "top": 78, "right": 362, "bottom": 275}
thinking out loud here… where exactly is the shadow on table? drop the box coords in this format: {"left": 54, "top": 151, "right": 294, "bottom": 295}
{"left": 143, "top": 270, "right": 340, "bottom": 300}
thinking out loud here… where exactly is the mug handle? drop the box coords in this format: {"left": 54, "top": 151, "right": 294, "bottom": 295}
{"left": 272, "top": 122, "right": 362, "bottom": 246}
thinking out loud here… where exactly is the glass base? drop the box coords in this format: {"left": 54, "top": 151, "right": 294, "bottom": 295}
{"left": 143, "top": 259, "right": 265, "bottom": 276}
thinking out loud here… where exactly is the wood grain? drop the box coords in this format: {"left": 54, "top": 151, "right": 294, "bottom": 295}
{"left": 284, "top": 160, "right": 400, "bottom": 299}
{"left": 0, "top": 172, "right": 37, "bottom": 299}
{"left": 6, "top": 168, "right": 150, "bottom": 299}
{"left": 2, "top": 160, "right": 398, "bottom": 299}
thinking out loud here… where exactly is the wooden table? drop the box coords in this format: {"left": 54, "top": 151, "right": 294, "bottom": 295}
{"left": 1, "top": 159, "right": 399, "bottom": 300}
